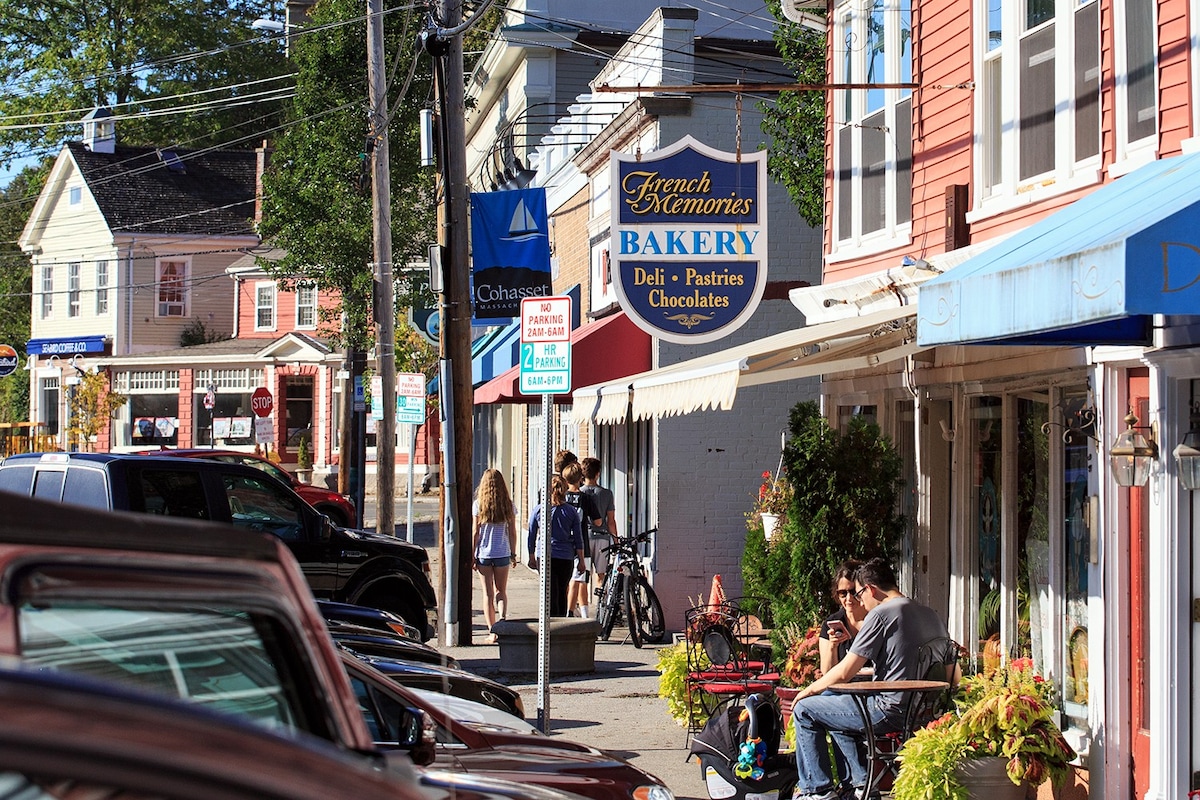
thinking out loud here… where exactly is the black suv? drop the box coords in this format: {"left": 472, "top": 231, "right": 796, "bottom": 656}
{"left": 0, "top": 452, "right": 437, "bottom": 640}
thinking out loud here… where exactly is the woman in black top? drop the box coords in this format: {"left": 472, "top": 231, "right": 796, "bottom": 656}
{"left": 819, "top": 559, "right": 868, "bottom": 674}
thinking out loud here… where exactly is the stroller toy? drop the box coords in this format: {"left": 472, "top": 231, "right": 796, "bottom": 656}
{"left": 689, "top": 693, "right": 797, "bottom": 800}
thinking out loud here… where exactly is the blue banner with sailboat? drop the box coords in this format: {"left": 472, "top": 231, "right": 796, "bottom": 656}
{"left": 469, "top": 188, "right": 553, "bottom": 323}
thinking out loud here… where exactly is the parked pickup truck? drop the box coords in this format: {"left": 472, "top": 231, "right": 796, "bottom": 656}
{"left": 0, "top": 452, "right": 437, "bottom": 639}
{"left": 0, "top": 489, "right": 420, "bottom": 759}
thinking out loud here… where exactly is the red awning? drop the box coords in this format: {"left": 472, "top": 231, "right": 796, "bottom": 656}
{"left": 474, "top": 311, "right": 651, "bottom": 405}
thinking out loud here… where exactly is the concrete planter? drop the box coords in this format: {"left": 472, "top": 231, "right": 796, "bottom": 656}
{"left": 492, "top": 617, "right": 600, "bottom": 675}
{"left": 955, "top": 757, "right": 1029, "bottom": 800}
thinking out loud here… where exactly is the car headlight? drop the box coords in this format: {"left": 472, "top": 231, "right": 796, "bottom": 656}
{"left": 632, "top": 786, "right": 674, "bottom": 800}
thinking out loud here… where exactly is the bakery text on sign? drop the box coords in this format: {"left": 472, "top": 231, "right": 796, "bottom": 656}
{"left": 610, "top": 136, "right": 768, "bottom": 344}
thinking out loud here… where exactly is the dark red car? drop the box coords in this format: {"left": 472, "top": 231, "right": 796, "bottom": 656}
{"left": 139, "top": 447, "right": 357, "bottom": 526}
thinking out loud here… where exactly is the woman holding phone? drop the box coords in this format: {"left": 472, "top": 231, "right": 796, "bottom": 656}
{"left": 819, "top": 559, "right": 869, "bottom": 674}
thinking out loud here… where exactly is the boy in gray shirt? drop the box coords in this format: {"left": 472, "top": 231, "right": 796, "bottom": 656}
{"left": 581, "top": 457, "right": 618, "bottom": 593}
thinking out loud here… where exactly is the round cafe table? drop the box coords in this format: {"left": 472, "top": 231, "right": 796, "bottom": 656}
{"left": 830, "top": 679, "right": 950, "bottom": 798}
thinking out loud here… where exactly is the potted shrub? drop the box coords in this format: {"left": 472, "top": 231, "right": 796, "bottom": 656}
{"left": 892, "top": 658, "right": 1076, "bottom": 800}
{"left": 295, "top": 437, "right": 312, "bottom": 484}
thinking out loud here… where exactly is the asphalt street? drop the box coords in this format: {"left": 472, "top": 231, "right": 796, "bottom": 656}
{"left": 366, "top": 489, "right": 711, "bottom": 800}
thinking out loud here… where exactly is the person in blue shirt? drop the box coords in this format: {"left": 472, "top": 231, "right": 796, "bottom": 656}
{"left": 527, "top": 475, "right": 586, "bottom": 617}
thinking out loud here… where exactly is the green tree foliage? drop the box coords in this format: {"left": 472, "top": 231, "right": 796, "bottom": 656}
{"left": 759, "top": 0, "right": 827, "bottom": 228}
{"left": 67, "top": 369, "right": 127, "bottom": 442}
{"left": 0, "top": 166, "right": 43, "bottom": 422}
{"left": 743, "top": 401, "right": 906, "bottom": 630}
{"left": 0, "top": 0, "right": 291, "bottom": 170}
{"left": 256, "top": 0, "right": 436, "bottom": 351}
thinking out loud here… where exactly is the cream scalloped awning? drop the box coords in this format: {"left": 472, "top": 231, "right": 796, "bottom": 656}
{"left": 573, "top": 304, "right": 921, "bottom": 424}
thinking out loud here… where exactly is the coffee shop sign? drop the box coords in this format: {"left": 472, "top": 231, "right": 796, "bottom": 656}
{"left": 610, "top": 135, "right": 767, "bottom": 344}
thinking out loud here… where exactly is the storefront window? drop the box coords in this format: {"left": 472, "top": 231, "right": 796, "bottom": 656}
{"left": 1016, "top": 396, "right": 1050, "bottom": 668}
{"left": 1060, "top": 390, "right": 1092, "bottom": 736}
{"left": 972, "top": 396, "right": 1003, "bottom": 670}
{"left": 114, "top": 370, "right": 181, "bottom": 448}
{"left": 130, "top": 395, "right": 180, "bottom": 447}
{"left": 196, "top": 393, "right": 254, "bottom": 447}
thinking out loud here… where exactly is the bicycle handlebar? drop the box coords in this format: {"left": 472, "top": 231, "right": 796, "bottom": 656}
{"left": 600, "top": 527, "right": 657, "bottom": 555}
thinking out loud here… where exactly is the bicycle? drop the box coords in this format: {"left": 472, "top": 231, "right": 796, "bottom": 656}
{"left": 594, "top": 527, "right": 665, "bottom": 648}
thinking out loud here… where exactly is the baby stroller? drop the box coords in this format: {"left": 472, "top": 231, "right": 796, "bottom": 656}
{"left": 689, "top": 693, "right": 798, "bottom": 800}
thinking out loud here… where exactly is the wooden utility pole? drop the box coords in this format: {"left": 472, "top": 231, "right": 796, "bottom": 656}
{"left": 423, "top": 0, "right": 474, "bottom": 644}
{"left": 442, "top": 0, "right": 474, "bottom": 646}
{"left": 367, "top": 0, "right": 396, "bottom": 535}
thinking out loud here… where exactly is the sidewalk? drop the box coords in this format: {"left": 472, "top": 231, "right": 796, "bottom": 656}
{"left": 369, "top": 490, "right": 709, "bottom": 799}
{"left": 439, "top": 562, "right": 709, "bottom": 800}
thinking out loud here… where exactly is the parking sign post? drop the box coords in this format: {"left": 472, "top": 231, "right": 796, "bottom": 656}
{"left": 519, "top": 296, "right": 572, "bottom": 733}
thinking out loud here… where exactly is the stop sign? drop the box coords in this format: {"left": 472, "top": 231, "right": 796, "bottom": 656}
{"left": 251, "top": 387, "right": 274, "bottom": 418}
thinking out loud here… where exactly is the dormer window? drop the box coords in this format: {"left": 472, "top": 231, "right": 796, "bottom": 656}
{"left": 81, "top": 107, "right": 115, "bottom": 154}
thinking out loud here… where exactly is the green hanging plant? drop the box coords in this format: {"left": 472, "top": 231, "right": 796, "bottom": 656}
{"left": 656, "top": 640, "right": 707, "bottom": 727}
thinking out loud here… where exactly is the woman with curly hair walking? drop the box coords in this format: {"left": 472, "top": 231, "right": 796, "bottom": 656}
{"left": 472, "top": 468, "right": 518, "bottom": 643}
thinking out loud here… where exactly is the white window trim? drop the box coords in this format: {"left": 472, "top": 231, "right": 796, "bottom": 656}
{"left": 40, "top": 266, "right": 53, "bottom": 320}
{"left": 67, "top": 262, "right": 81, "bottom": 318}
{"left": 1187, "top": 0, "right": 1200, "bottom": 153}
{"left": 295, "top": 282, "right": 317, "bottom": 330}
{"left": 156, "top": 258, "right": 190, "bottom": 318}
{"left": 972, "top": 0, "right": 1106, "bottom": 210}
{"left": 95, "top": 260, "right": 109, "bottom": 316}
{"left": 1111, "top": 0, "right": 1158, "bottom": 166}
{"left": 830, "top": 0, "right": 914, "bottom": 254}
{"left": 255, "top": 281, "right": 277, "bottom": 331}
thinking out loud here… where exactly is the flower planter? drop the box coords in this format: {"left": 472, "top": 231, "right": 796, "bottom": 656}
{"left": 761, "top": 513, "right": 782, "bottom": 541}
{"left": 955, "top": 757, "right": 1028, "bottom": 800}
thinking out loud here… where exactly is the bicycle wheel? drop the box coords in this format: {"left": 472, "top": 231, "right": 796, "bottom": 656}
{"left": 598, "top": 574, "right": 622, "bottom": 641}
{"left": 624, "top": 576, "right": 644, "bottom": 648}
{"left": 629, "top": 575, "right": 666, "bottom": 643}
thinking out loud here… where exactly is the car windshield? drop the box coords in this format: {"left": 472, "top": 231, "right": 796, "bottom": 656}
{"left": 18, "top": 601, "right": 300, "bottom": 732}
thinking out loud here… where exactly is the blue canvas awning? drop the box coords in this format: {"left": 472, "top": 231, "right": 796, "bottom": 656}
{"left": 918, "top": 152, "right": 1200, "bottom": 346}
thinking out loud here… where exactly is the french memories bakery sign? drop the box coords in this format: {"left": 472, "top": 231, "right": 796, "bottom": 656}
{"left": 610, "top": 135, "right": 767, "bottom": 344}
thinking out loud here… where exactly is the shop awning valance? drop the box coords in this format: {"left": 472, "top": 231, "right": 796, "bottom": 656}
{"left": 474, "top": 311, "right": 651, "bottom": 405}
{"left": 573, "top": 304, "right": 921, "bottom": 424}
{"left": 917, "top": 152, "right": 1200, "bottom": 347}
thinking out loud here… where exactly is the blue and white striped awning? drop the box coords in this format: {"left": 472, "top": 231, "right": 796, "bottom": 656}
{"left": 471, "top": 321, "right": 521, "bottom": 386}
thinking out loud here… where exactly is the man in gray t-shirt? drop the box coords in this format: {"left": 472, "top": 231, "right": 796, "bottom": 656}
{"left": 580, "top": 457, "right": 618, "bottom": 590}
{"left": 788, "top": 558, "right": 951, "bottom": 800}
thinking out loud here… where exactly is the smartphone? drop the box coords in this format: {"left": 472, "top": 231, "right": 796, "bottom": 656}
{"left": 827, "top": 619, "right": 849, "bottom": 638}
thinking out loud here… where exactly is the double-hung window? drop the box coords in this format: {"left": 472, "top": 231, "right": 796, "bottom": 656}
{"left": 157, "top": 259, "right": 188, "bottom": 318}
{"left": 295, "top": 282, "right": 317, "bottom": 329}
{"left": 979, "top": 0, "right": 1103, "bottom": 201}
{"left": 96, "top": 260, "right": 109, "bottom": 316}
{"left": 67, "top": 262, "right": 80, "bottom": 318}
{"left": 256, "top": 282, "right": 276, "bottom": 331}
{"left": 40, "top": 266, "right": 53, "bottom": 319}
{"left": 833, "top": 0, "right": 913, "bottom": 248}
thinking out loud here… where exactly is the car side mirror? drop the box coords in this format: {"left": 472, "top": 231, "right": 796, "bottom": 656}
{"left": 317, "top": 513, "right": 335, "bottom": 543}
{"left": 397, "top": 706, "right": 436, "bottom": 766}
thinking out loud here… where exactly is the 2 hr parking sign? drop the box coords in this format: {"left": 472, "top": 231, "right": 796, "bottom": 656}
{"left": 519, "top": 296, "right": 572, "bottom": 395}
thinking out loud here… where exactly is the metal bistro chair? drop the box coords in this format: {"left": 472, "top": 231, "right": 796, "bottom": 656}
{"left": 684, "top": 603, "right": 780, "bottom": 736}
{"left": 859, "top": 637, "right": 961, "bottom": 796}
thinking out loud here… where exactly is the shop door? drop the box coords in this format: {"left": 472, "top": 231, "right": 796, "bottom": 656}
{"left": 1128, "top": 372, "right": 1150, "bottom": 798}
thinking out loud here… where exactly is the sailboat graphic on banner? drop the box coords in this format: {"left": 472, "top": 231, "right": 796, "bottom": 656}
{"left": 503, "top": 198, "right": 544, "bottom": 242}
{"left": 470, "top": 187, "right": 553, "bottom": 322}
